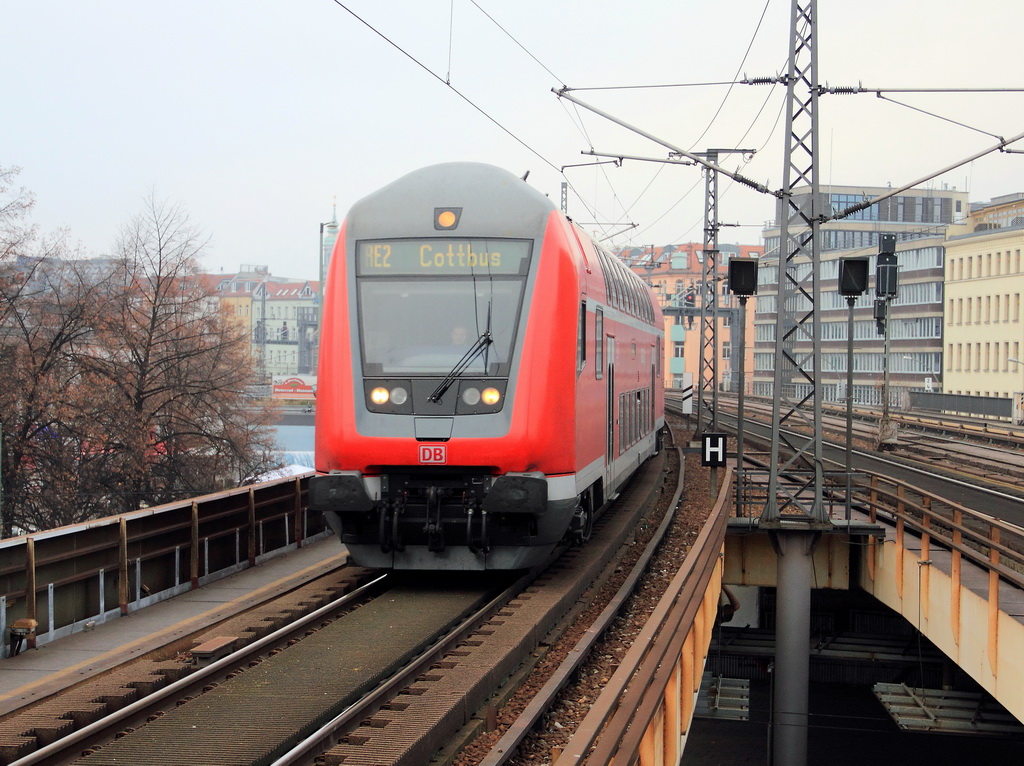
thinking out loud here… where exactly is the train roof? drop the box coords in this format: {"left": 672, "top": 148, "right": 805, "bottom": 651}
{"left": 345, "top": 162, "right": 557, "bottom": 240}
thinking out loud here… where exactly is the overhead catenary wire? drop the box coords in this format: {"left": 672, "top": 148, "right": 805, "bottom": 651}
{"left": 328, "top": 0, "right": 561, "bottom": 176}
{"left": 333, "top": 0, "right": 786, "bottom": 253}
{"left": 340, "top": 0, "right": 640, "bottom": 243}
{"left": 462, "top": 0, "right": 631, "bottom": 241}
{"left": 556, "top": 88, "right": 780, "bottom": 198}
{"left": 462, "top": 1, "right": 646, "bottom": 240}
{"left": 564, "top": 79, "right": 762, "bottom": 92}
{"left": 446, "top": 0, "right": 455, "bottom": 84}
{"left": 624, "top": 65, "right": 788, "bottom": 248}
{"left": 332, "top": 1, "right": 1024, "bottom": 255}
{"left": 466, "top": 0, "right": 782, "bottom": 248}
{"left": 327, "top": 0, "right": 622, "bottom": 245}
{"left": 593, "top": 0, "right": 779, "bottom": 248}
{"left": 827, "top": 87, "right": 1011, "bottom": 142}
{"left": 830, "top": 128, "right": 1024, "bottom": 222}
{"left": 686, "top": 0, "right": 774, "bottom": 152}
{"left": 467, "top": 0, "right": 565, "bottom": 87}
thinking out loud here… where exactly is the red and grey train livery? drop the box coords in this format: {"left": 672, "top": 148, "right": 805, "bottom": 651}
{"left": 309, "top": 162, "right": 665, "bottom": 570}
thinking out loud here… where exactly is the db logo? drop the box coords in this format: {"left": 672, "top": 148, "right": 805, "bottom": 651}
{"left": 419, "top": 445, "right": 447, "bottom": 464}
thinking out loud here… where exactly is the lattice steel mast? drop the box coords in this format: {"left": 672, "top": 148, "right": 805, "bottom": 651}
{"left": 763, "top": 0, "right": 826, "bottom": 525}
{"left": 695, "top": 150, "right": 752, "bottom": 439}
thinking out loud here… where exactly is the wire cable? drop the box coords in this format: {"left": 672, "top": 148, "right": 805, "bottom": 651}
{"left": 566, "top": 80, "right": 756, "bottom": 92}
{"left": 874, "top": 93, "right": 1005, "bottom": 142}
{"left": 454, "top": 1, "right": 641, "bottom": 242}
{"left": 468, "top": 0, "right": 565, "bottom": 87}
{"left": 446, "top": 0, "right": 455, "bottom": 84}
{"left": 687, "top": 0, "right": 774, "bottom": 151}
{"left": 328, "top": 0, "right": 561, "bottom": 174}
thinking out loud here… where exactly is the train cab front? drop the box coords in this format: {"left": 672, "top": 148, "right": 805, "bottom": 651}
{"left": 309, "top": 236, "right": 567, "bottom": 569}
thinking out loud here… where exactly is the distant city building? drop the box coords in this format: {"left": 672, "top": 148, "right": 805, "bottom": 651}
{"left": 943, "top": 196, "right": 1024, "bottom": 409}
{"left": 252, "top": 279, "right": 320, "bottom": 378}
{"left": 619, "top": 242, "right": 763, "bottom": 391}
{"left": 969, "top": 192, "right": 1024, "bottom": 231}
{"left": 200, "top": 264, "right": 320, "bottom": 383}
{"left": 757, "top": 184, "right": 967, "bottom": 407}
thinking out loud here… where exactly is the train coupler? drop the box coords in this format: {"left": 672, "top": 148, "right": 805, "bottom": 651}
{"left": 466, "top": 501, "right": 490, "bottom": 554}
{"left": 424, "top": 486, "right": 445, "bottom": 552}
{"left": 379, "top": 496, "right": 406, "bottom": 553}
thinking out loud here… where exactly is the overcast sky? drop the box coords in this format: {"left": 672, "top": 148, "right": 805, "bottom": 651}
{"left": 4, "top": 1, "right": 1023, "bottom": 279}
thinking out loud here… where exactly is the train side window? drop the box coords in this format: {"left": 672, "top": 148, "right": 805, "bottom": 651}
{"left": 595, "top": 308, "right": 604, "bottom": 379}
{"left": 577, "top": 300, "right": 587, "bottom": 375}
{"left": 619, "top": 392, "right": 628, "bottom": 454}
{"left": 599, "top": 248, "right": 619, "bottom": 309}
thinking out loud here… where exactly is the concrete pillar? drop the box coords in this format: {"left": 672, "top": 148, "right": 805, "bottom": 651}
{"left": 773, "top": 530, "right": 815, "bottom": 766}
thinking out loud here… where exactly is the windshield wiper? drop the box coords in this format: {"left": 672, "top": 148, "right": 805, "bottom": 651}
{"left": 428, "top": 331, "right": 493, "bottom": 403}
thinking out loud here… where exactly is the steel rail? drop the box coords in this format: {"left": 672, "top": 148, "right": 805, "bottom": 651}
{"left": 561, "top": 468, "right": 732, "bottom": 764}
{"left": 8, "top": 573, "right": 389, "bottom": 766}
{"left": 475, "top": 439, "right": 688, "bottom": 766}
{"left": 707, "top": 404, "right": 1024, "bottom": 507}
{"left": 698, "top": 391, "right": 1024, "bottom": 447}
{"left": 269, "top": 567, "right": 541, "bottom": 766}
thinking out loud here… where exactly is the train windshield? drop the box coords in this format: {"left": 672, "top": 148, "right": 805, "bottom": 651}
{"left": 355, "top": 238, "right": 532, "bottom": 377}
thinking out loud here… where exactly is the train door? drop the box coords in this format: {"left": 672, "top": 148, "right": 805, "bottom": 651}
{"left": 605, "top": 336, "right": 615, "bottom": 488}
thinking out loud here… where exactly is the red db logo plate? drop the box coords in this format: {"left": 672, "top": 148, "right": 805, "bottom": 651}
{"left": 419, "top": 445, "right": 447, "bottom": 464}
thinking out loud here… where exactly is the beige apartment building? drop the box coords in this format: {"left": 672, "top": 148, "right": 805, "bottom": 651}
{"left": 943, "top": 197, "right": 1024, "bottom": 410}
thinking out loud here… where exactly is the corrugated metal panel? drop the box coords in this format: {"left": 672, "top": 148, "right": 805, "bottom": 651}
{"left": 874, "top": 683, "right": 1024, "bottom": 736}
{"left": 695, "top": 673, "right": 750, "bottom": 721}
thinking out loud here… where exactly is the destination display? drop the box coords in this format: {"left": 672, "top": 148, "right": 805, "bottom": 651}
{"left": 356, "top": 239, "right": 531, "bottom": 276}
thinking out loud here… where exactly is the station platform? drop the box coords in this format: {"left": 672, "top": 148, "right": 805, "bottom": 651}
{"left": 0, "top": 537, "right": 346, "bottom": 717}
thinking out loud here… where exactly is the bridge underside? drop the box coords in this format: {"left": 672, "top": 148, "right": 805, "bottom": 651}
{"left": 721, "top": 521, "right": 1024, "bottom": 729}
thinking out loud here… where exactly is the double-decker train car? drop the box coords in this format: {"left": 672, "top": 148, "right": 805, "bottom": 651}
{"left": 309, "top": 162, "right": 664, "bottom": 570}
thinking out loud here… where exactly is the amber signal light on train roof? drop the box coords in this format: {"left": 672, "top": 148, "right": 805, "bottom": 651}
{"left": 434, "top": 207, "right": 462, "bottom": 230}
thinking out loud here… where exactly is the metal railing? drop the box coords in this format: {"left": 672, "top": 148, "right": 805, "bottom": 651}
{"left": 856, "top": 472, "right": 1024, "bottom": 589}
{"left": 0, "top": 473, "right": 324, "bottom": 657}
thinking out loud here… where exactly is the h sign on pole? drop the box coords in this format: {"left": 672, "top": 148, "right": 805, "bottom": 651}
{"left": 702, "top": 433, "right": 727, "bottom": 467}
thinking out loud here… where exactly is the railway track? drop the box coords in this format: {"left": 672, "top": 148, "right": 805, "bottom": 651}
{"left": 73, "top": 573, "right": 520, "bottom": 766}
{"left": 2, "top": 417, "right": 716, "bottom": 766}
{"left": 0, "top": 565, "right": 377, "bottom": 765}
{"left": 680, "top": 393, "right": 1024, "bottom": 498}
{"left": 271, "top": 435, "right": 687, "bottom": 766}
{"left": 458, "top": 417, "right": 718, "bottom": 766}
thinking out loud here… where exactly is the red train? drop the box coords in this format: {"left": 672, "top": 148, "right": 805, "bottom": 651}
{"left": 309, "top": 163, "right": 665, "bottom": 570}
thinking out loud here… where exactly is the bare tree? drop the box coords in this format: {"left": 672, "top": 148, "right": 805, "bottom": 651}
{"left": 0, "top": 180, "right": 280, "bottom": 535}
{"left": 81, "top": 194, "right": 280, "bottom": 513}
{"left": 0, "top": 166, "right": 111, "bottom": 533}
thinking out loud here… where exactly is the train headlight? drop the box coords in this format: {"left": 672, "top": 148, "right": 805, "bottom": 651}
{"left": 370, "top": 387, "right": 390, "bottom": 405}
{"left": 462, "top": 387, "right": 481, "bottom": 406}
{"left": 481, "top": 387, "right": 501, "bottom": 406}
{"left": 390, "top": 386, "right": 408, "bottom": 405}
